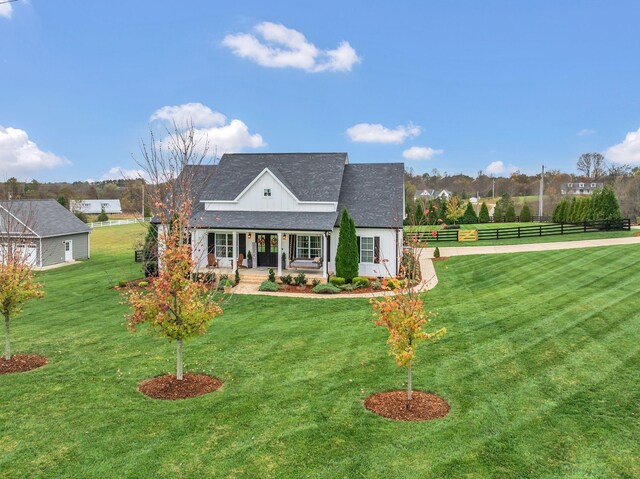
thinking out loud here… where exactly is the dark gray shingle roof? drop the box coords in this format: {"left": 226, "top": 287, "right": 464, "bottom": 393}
{"left": 1, "top": 200, "right": 91, "bottom": 237}
{"left": 336, "top": 163, "right": 405, "bottom": 228}
{"left": 190, "top": 207, "right": 338, "bottom": 231}
{"left": 201, "top": 153, "right": 348, "bottom": 202}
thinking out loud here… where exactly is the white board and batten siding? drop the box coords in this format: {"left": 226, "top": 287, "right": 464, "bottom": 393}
{"left": 327, "top": 227, "right": 402, "bottom": 278}
{"left": 203, "top": 169, "right": 335, "bottom": 213}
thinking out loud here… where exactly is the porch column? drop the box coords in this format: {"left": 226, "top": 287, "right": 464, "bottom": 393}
{"left": 232, "top": 231, "right": 238, "bottom": 271}
{"left": 322, "top": 233, "right": 328, "bottom": 279}
{"left": 277, "top": 231, "right": 283, "bottom": 276}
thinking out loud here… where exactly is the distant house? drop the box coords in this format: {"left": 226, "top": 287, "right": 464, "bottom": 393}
{"left": 560, "top": 182, "right": 603, "bottom": 195}
{"left": 414, "top": 189, "right": 452, "bottom": 201}
{"left": 70, "top": 199, "right": 122, "bottom": 214}
{"left": 0, "top": 200, "right": 91, "bottom": 268}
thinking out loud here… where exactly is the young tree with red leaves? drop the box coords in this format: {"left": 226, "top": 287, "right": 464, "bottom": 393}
{"left": 125, "top": 122, "right": 221, "bottom": 380}
{"left": 0, "top": 201, "right": 45, "bottom": 360}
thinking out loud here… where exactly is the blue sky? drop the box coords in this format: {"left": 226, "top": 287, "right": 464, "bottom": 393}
{"left": 1, "top": 0, "right": 639, "bottom": 182}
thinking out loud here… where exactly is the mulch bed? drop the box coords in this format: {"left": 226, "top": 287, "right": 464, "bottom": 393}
{"left": 432, "top": 256, "right": 450, "bottom": 262}
{"left": 0, "top": 354, "right": 48, "bottom": 375}
{"left": 275, "top": 283, "right": 381, "bottom": 295}
{"left": 364, "top": 390, "right": 450, "bottom": 421}
{"left": 138, "top": 373, "right": 223, "bottom": 400}
{"left": 633, "top": 231, "right": 640, "bottom": 237}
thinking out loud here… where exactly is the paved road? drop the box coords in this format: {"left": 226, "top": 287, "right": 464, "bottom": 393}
{"left": 421, "top": 236, "right": 640, "bottom": 258}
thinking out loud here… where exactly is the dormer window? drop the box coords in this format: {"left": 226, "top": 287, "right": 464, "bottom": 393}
{"left": 263, "top": 188, "right": 271, "bottom": 197}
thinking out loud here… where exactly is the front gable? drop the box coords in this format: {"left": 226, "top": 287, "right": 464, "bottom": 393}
{"left": 204, "top": 167, "right": 337, "bottom": 213}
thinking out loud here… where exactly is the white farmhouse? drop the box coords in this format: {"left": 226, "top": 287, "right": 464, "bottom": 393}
{"left": 171, "top": 153, "right": 405, "bottom": 279}
{"left": 70, "top": 199, "right": 123, "bottom": 214}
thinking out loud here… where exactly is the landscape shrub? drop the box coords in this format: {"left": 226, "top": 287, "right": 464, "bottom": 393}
{"left": 280, "top": 274, "right": 293, "bottom": 285}
{"left": 312, "top": 283, "right": 341, "bottom": 294}
{"left": 224, "top": 279, "right": 235, "bottom": 288}
{"left": 217, "top": 274, "right": 229, "bottom": 291}
{"left": 433, "top": 246, "right": 441, "bottom": 258}
{"left": 97, "top": 207, "right": 108, "bottom": 222}
{"left": 235, "top": 269, "right": 240, "bottom": 285}
{"left": 462, "top": 201, "right": 478, "bottom": 223}
{"left": 311, "top": 279, "right": 321, "bottom": 287}
{"left": 478, "top": 202, "right": 490, "bottom": 223}
{"left": 371, "top": 279, "right": 383, "bottom": 290}
{"left": 386, "top": 278, "right": 400, "bottom": 290}
{"left": 138, "top": 281, "right": 149, "bottom": 288}
{"left": 339, "top": 283, "right": 357, "bottom": 291}
{"left": 519, "top": 203, "right": 532, "bottom": 222}
{"left": 353, "top": 276, "right": 370, "bottom": 288}
{"left": 118, "top": 280, "right": 128, "bottom": 288}
{"left": 268, "top": 269, "right": 276, "bottom": 283}
{"left": 74, "top": 211, "right": 88, "bottom": 223}
{"left": 335, "top": 209, "right": 359, "bottom": 282}
{"left": 329, "top": 276, "right": 346, "bottom": 287}
{"left": 259, "top": 280, "right": 280, "bottom": 292}
{"left": 295, "top": 272, "right": 308, "bottom": 286}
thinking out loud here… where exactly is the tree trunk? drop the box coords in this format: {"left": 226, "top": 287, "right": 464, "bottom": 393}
{"left": 4, "top": 313, "right": 10, "bottom": 361}
{"left": 176, "top": 339, "right": 183, "bottom": 380}
{"left": 407, "top": 362, "right": 413, "bottom": 408}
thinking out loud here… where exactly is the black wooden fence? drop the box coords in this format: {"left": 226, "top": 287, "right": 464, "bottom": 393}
{"left": 405, "top": 219, "right": 631, "bottom": 244}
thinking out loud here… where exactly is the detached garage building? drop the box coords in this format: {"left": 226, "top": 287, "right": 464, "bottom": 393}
{"left": 0, "top": 200, "right": 91, "bottom": 268}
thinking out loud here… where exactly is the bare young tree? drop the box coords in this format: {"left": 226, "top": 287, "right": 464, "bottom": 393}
{"left": 576, "top": 153, "right": 593, "bottom": 178}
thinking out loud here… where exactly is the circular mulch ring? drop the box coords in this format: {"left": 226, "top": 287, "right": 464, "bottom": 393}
{"left": 364, "top": 390, "right": 450, "bottom": 421}
{"left": 0, "top": 354, "right": 49, "bottom": 375}
{"left": 138, "top": 373, "right": 223, "bottom": 400}
{"left": 432, "top": 256, "right": 450, "bottom": 262}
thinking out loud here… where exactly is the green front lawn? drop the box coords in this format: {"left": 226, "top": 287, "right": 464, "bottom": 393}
{"left": 1, "top": 224, "right": 638, "bottom": 478}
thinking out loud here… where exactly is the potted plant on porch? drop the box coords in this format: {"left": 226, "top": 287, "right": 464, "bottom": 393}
{"left": 247, "top": 251, "right": 253, "bottom": 268}
{"left": 281, "top": 251, "right": 286, "bottom": 271}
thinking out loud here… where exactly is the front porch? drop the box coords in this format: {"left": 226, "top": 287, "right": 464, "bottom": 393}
{"left": 191, "top": 229, "right": 331, "bottom": 279}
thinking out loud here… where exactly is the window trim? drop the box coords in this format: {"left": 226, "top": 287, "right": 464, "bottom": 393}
{"left": 360, "top": 236, "right": 374, "bottom": 264}
{"left": 263, "top": 188, "right": 272, "bottom": 198}
{"left": 296, "top": 234, "right": 321, "bottom": 259}
{"left": 215, "top": 233, "right": 233, "bottom": 258}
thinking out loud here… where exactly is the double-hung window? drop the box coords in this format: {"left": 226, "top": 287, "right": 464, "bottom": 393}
{"left": 296, "top": 235, "right": 321, "bottom": 259}
{"left": 360, "top": 237, "right": 374, "bottom": 263}
{"left": 215, "top": 233, "right": 233, "bottom": 258}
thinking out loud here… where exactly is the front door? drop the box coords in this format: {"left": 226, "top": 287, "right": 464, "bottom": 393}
{"left": 256, "top": 233, "right": 278, "bottom": 267}
{"left": 64, "top": 240, "right": 73, "bottom": 261}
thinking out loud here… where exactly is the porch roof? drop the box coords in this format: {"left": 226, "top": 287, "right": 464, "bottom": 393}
{"left": 189, "top": 209, "right": 338, "bottom": 232}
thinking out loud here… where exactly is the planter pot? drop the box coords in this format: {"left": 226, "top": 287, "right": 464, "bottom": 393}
{"left": 282, "top": 260, "right": 286, "bottom": 270}
{"left": 224, "top": 286, "right": 233, "bottom": 294}
{"left": 247, "top": 258, "right": 253, "bottom": 268}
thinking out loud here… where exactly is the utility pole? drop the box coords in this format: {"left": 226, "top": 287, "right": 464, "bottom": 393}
{"left": 538, "top": 165, "right": 545, "bottom": 218}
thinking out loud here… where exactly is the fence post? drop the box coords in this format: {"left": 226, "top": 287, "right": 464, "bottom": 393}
{"left": 560, "top": 223, "right": 564, "bottom": 235}
{"left": 518, "top": 227, "right": 521, "bottom": 238}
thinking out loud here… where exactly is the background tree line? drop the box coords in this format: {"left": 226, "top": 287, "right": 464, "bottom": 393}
{"left": 0, "top": 177, "right": 151, "bottom": 215}
{"left": 405, "top": 154, "right": 640, "bottom": 220}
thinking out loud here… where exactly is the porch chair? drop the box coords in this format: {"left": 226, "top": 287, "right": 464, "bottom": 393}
{"left": 207, "top": 253, "right": 218, "bottom": 268}
{"left": 237, "top": 253, "right": 245, "bottom": 268}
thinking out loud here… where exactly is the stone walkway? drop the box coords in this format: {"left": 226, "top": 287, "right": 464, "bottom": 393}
{"left": 421, "top": 236, "right": 640, "bottom": 258}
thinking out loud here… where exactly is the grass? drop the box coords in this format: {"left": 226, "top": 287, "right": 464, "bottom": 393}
{"left": 1, "top": 224, "right": 639, "bottom": 478}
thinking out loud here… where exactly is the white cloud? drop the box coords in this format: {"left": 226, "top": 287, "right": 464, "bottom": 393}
{"left": 604, "top": 128, "right": 640, "bottom": 165}
{"left": 484, "top": 160, "right": 519, "bottom": 176}
{"left": 222, "top": 22, "right": 360, "bottom": 73}
{"left": 346, "top": 123, "right": 421, "bottom": 144}
{"left": 100, "top": 167, "right": 148, "bottom": 181}
{"left": 150, "top": 102, "right": 266, "bottom": 154}
{"left": 150, "top": 103, "right": 226, "bottom": 128}
{"left": 577, "top": 128, "right": 596, "bottom": 137}
{"left": 0, "top": 126, "right": 70, "bottom": 177}
{"left": 402, "top": 146, "right": 443, "bottom": 161}
{"left": 0, "top": 2, "right": 13, "bottom": 19}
